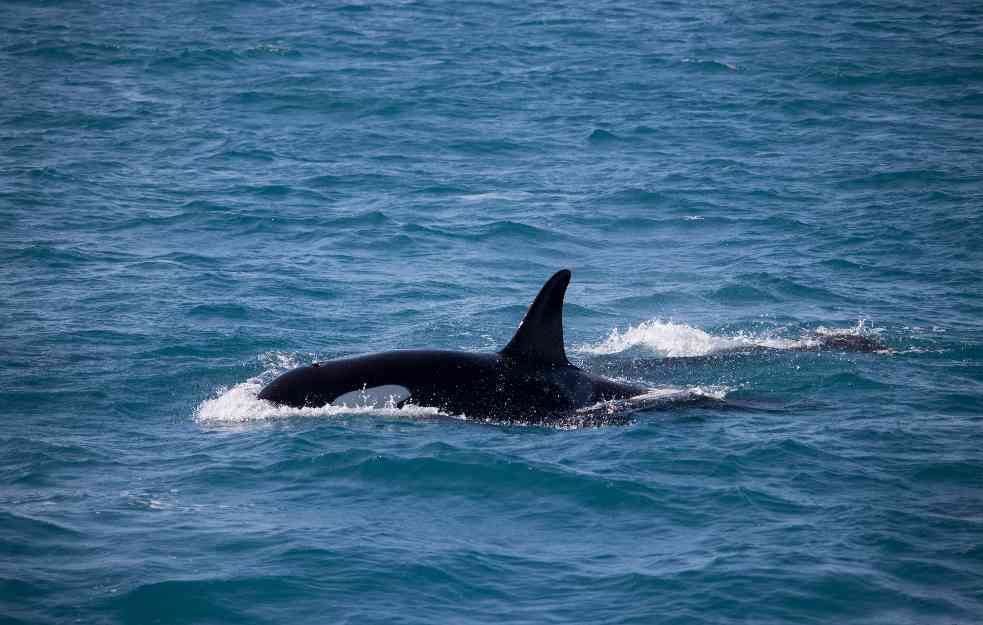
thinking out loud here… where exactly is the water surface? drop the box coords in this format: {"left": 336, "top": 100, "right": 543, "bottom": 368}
{"left": 3, "top": 1, "right": 982, "bottom": 623}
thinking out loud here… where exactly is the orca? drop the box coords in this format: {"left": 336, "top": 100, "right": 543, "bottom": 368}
{"left": 258, "top": 269, "right": 652, "bottom": 424}
{"left": 804, "top": 333, "right": 885, "bottom": 353}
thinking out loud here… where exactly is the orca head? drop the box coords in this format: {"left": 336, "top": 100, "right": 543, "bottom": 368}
{"left": 499, "top": 269, "right": 572, "bottom": 369}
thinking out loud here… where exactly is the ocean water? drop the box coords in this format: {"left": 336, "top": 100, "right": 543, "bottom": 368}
{"left": 3, "top": 0, "right": 983, "bottom": 623}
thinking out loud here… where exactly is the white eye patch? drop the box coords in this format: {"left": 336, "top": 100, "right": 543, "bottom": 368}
{"left": 332, "top": 385, "right": 411, "bottom": 408}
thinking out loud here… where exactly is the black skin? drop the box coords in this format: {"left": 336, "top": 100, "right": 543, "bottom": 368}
{"left": 258, "top": 270, "right": 649, "bottom": 424}
{"left": 257, "top": 349, "right": 647, "bottom": 423}
{"left": 805, "top": 334, "right": 885, "bottom": 352}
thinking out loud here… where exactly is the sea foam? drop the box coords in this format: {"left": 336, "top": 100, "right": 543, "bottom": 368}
{"left": 195, "top": 353, "right": 442, "bottom": 423}
{"left": 573, "top": 320, "right": 880, "bottom": 357}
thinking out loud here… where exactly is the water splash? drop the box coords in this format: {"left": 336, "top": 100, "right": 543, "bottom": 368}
{"left": 814, "top": 319, "right": 879, "bottom": 337}
{"left": 195, "top": 353, "right": 442, "bottom": 423}
{"left": 576, "top": 320, "right": 821, "bottom": 357}
{"left": 194, "top": 376, "right": 443, "bottom": 423}
{"left": 577, "top": 385, "right": 731, "bottom": 413}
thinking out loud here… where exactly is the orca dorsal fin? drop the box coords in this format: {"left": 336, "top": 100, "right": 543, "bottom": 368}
{"left": 500, "top": 269, "right": 571, "bottom": 366}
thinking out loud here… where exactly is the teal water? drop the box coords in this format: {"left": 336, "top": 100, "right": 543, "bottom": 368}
{"left": 3, "top": 1, "right": 983, "bottom": 623}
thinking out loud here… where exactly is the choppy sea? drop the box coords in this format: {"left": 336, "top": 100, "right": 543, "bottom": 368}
{"left": 3, "top": 1, "right": 983, "bottom": 623}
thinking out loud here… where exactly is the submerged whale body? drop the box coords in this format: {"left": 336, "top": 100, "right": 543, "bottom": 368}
{"left": 258, "top": 270, "right": 650, "bottom": 423}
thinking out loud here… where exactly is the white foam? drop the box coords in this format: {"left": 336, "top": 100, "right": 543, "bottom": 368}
{"left": 814, "top": 319, "right": 881, "bottom": 337}
{"left": 627, "top": 385, "right": 731, "bottom": 404}
{"left": 194, "top": 353, "right": 442, "bottom": 424}
{"left": 678, "top": 385, "right": 730, "bottom": 401}
{"left": 576, "top": 320, "right": 818, "bottom": 357}
{"left": 566, "top": 385, "right": 731, "bottom": 425}
{"left": 583, "top": 385, "right": 730, "bottom": 410}
{"left": 195, "top": 378, "right": 442, "bottom": 423}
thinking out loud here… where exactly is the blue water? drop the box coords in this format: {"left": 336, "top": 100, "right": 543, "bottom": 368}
{"left": 3, "top": 0, "right": 983, "bottom": 622}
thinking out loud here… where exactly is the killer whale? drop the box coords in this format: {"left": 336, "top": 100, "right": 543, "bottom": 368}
{"left": 258, "top": 269, "right": 651, "bottom": 423}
